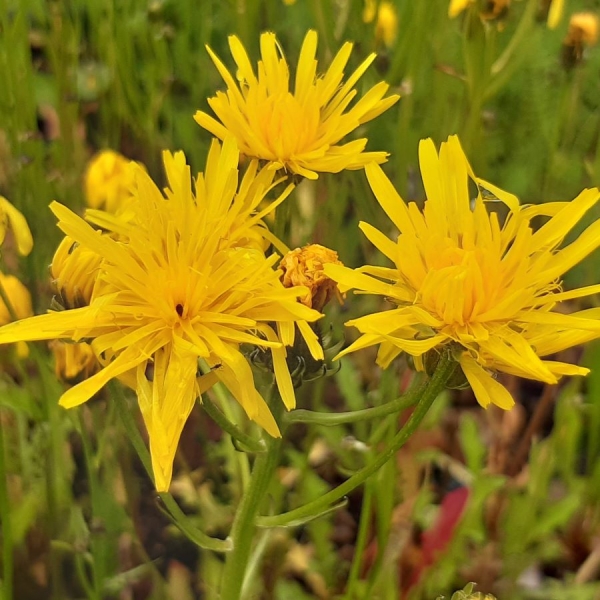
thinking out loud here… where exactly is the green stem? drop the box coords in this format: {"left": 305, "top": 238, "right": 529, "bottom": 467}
{"left": 256, "top": 353, "right": 457, "bottom": 528}
{"left": 486, "top": 0, "right": 538, "bottom": 100}
{"left": 201, "top": 397, "right": 266, "bottom": 453}
{"left": 220, "top": 433, "right": 282, "bottom": 600}
{"left": 285, "top": 374, "right": 426, "bottom": 426}
{"left": 0, "top": 412, "right": 13, "bottom": 600}
{"left": 112, "top": 384, "right": 231, "bottom": 553}
{"left": 76, "top": 413, "right": 103, "bottom": 600}
{"left": 344, "top": 478, "right": 374, "bottom": 598}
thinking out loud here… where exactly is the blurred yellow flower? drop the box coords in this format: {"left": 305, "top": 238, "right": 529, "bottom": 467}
{"left": 50, "top": 340, "right": 98, "bottom": 382}
{"left": 0, "top": 138, "right": 323, "bottom": 492}
{"left": 0, "top": 195, "right": 33, "bottom": 256}
{"left": 84, "top": 150, "right": 139, "bottom": 213}
{"left": 326, "top": 135, "right": 600, "bottom": 411}
{"left": 363, "top": 0, "right": 399, "bottom": 48}
{"left": 449, "top": 0, "right": 509, "bottom": 19}
{"left": 195, "top": 30, "right": 400, "bottom": 180}
{"left": 448, "top": 0, "right": 473, "bottom": 18}
{"left": 566, "top": 12, "right": 599, "bottom": 47}
{"left": 562, "top": 11, "right": 599, "bottom": 66}
{"left": 0, "top": 272, "right": 33, "bottom": 358}
{"left": 280, "top": 244, "right": 344, "bottom": 311}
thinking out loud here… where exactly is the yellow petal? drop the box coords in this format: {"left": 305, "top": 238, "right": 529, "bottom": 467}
{"left": 0, "top": 196, "right": 33, "bottom": 255}
{"left": 460, "top": 354, "right": 515, "bottom": 410}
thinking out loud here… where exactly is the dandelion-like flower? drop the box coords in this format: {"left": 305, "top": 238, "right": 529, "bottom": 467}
{"left": 0, "top": 138, "right": 323, "bottom": 491}
{"left": 194, "top": 30, "right": 400, "bottom": 180}
{"left": 84, "top": 150, "right": 139, "bottom": 213}
{"left": 0, "top": 195, "right": 33, "bottom": 256}
{"left": 363, "top": 1, "right": 399, "bottom": 48}
{"left": 326, "top": 135, "right": 600, "bottom": 410}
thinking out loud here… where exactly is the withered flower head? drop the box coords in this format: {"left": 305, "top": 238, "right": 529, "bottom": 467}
{"left": 280, "top": 244, "right": 344, "bottom": 312}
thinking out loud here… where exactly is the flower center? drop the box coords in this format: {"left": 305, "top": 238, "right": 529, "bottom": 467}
{"left": 256, "top": 92, "right": 320, "bottom": 160}
{"left": 419, "top": 243, "right": 490, "bottom": 328}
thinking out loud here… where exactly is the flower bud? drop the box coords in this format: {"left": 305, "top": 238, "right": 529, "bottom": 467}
{"left": 51, "top": 235, "right": 102, "bottom": 309}
{"left": 84, "top": 150, "right": 138, "bottom": 213}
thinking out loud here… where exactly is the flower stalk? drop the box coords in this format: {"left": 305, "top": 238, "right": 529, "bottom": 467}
{"left": 220, "top": 423, "right": 282, "bottom": 600}
{"left": 257, "top": 351, "right": 457, "bottom": 528}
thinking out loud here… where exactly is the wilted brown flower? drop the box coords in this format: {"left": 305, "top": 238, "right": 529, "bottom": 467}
{"left": 280, "top": 244, "right": 344, "bottom": 312}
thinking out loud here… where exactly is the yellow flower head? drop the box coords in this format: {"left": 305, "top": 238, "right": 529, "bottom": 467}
{"left": 0, "top": 138, "right": 323, "bottom": 491}
{"left": 326, "top": 135, "right": 600, "bottom": 411}
{"left": 51, "top": 235, "right": 103, "bottom": 309}
{"left": 0, "top": 195, "right": 33, "bottom": 256}
{"left": 280, "top": 244, "right": 344, "bottom": 311}
{"left": 363, "top": 1, "right": 399, "bottom": 48}
{"left": 0, "top": 272, "right": 33, "bottom": 358}
{"left": 194, "top": 30, "right": 400, "bottom": 180}
{"left": 50, "top": 340, "right": 98, "bottom": 382}
{"left": 566, "top": 12, "right": 599, "bottom": 47}
{"left": 84, "top": 150, "right": 138, "bottom": 213}
{"left": 449, "top": 0, "right": 473, "bottom": 18}
{"left": 449, "top": 0, "right": 509, "bottom": 19}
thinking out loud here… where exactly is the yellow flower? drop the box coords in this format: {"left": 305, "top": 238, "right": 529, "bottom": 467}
{"left": 0, "top": 138, "right": 323, "bottom": 491}
{"left": 194, "top": 30, "right": 400, "bottom": 180}
{"left": 280, "top": 244, "right": 344, "bottom": 311}
{"left": 0, "top": 272, "right": 33, "bottom": 358}
{"left": 562, "top": 11, "right": 599, "bottom": 67}
{"left": 566, "top": 12, "right": 599, "bottom": 47}
{"left": 326, "top": 135, "right": 600, "bottom": 411}
{"left": 449, "top": 0, "right": 473, "bottom": 18}
{"left": 50, "top": 340, "right": 98, "bottom": 382}
{"left": 449, "top": 0, "right": 509, "bottom": 19}
{"left": 364, "top": 1, "right": 399, "bottom": 48}
{"left": 84, "top": 150, "right": 139, "bottom": 213}
{"left": 0, "top": 196, "right": 33, "bottom": 256}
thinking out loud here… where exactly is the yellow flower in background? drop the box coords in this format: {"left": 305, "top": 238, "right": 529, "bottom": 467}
{"left": 562, "top": 11, "right": 599, "bottom": 67}
{"left": 566, "top": 12, "right": 599, "bottom": 47}
{"left": 448, "top": 0, "right": 473, "bottom": 18}
{"left": 50, "top": 340, "right": 98, "bottom": 382}
{"left": 0, "top": 138, "right": 323, "bottom": 492}
{"left": 194, "top": 30, "right": 400, "bottom": 180}
{"left": 0, "top": 196, "right": 33, "bottom": 256}
{"left": 363, "top": 0, "right": 399, "bottom": 48}
{"left": 326, "top": 135, "right": 600, "bottom": 411}
{"left": 0, "top": 272, "right": 33, "bottom": 357}
{"left": 449, "top": 0, "right": 509, "bottom": 19}
{"left": 280, "top": 244, "right": 344, "bottom": 311}
{"left": 84, "top": 150, "right": 139, "bottom": 213}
